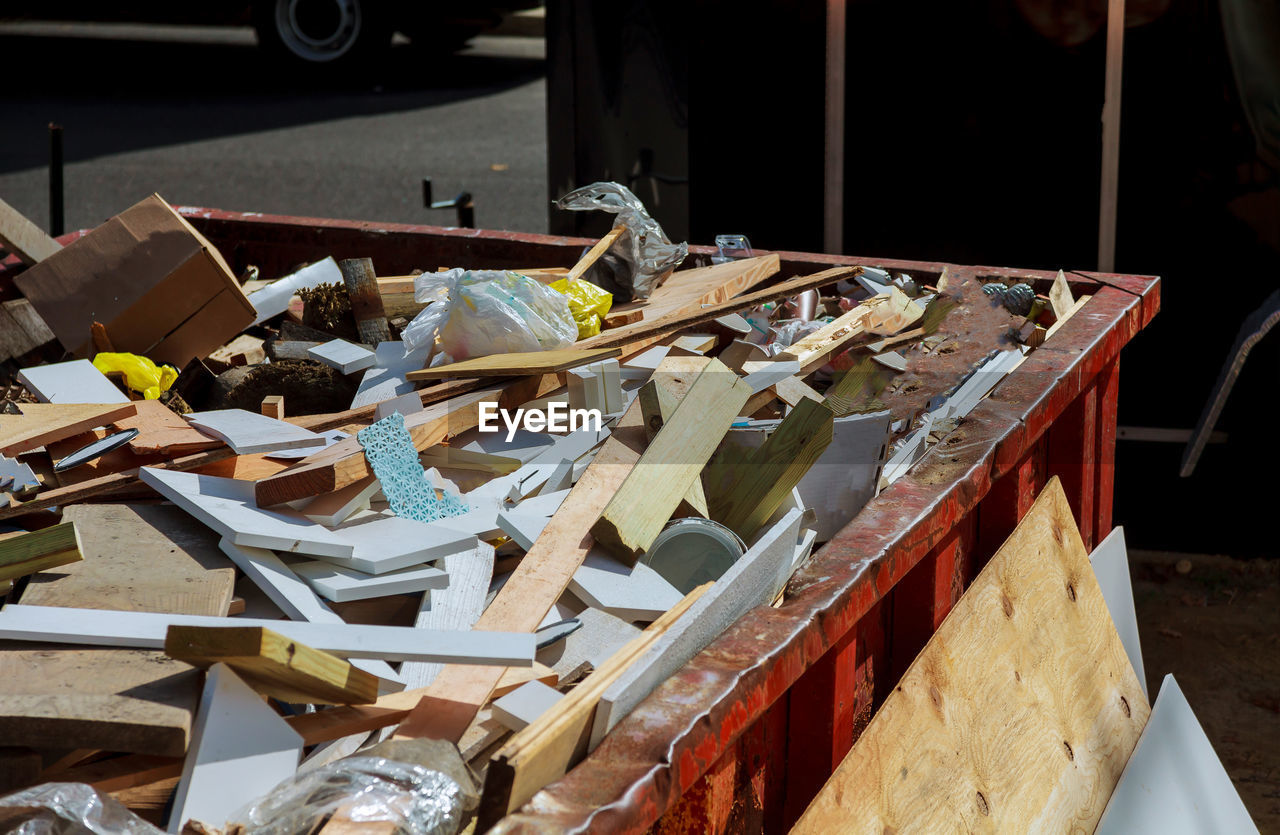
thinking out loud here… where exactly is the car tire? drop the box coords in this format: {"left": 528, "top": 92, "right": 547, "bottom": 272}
{"left": 254, "top": 0, "right": 392, "bottom": 68}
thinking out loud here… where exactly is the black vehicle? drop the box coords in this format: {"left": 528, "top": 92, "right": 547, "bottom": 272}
{"left": 3, "top": 0, "right": 538, "bottom": 65}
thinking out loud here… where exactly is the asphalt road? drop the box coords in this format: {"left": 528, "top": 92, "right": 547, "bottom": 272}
{"left": 0, "top": 21, "right": 549, "bottom": 238}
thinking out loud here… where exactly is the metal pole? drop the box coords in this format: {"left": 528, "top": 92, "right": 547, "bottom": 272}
{"left": 48, "top": 123, "right": 64, "bottom": 238}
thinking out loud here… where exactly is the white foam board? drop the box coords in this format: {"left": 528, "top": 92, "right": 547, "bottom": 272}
{"left": 290, "top": 559, "right": 449, "bottom": 603}
{"left": 186, "top": 409, "right": 328, "bottom": 455}
{"left": 247, "top": 256, "right": 343, "bottom": 326}
{"left": 1096, "top": 675, "right": 1257, "bottom": 834}
{"left": 169, "top": 664, "right": 302, "bottom": 833}
{"left": 1090, "top": 526, "right": 1147, "bottom": 699}
{"left": 17, "top": 359, "right": 129, "bottom": 404}
{"left": 0, "top": 604, "right": 535, "bottom": 665}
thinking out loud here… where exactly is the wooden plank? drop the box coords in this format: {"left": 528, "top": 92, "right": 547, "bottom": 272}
{"left": 477, "top": 584, "right": 710, "bottom": 826}
{"left": 567, "top": 224, "right": 627, "bottom": 282}
{"left": 0, "top": 520, "right": 82, "bottom": 582}
{"left": 1049, "top": 269, "right": 1075, "bottom": 321}
{"left": 253, "top": 387, "right": 503, "bottom": 506}
{"left": 260, "top": 395, "right": 285, "bottom": 420}
{"left": 0, "top": 649, "right": 201, "bottom": 757}
{"left": 113, "top": 400, "right": 222, "bottom": 456}
{"left": 1045, "top": 294, "right": 1092, "bottom": 341}
{"left": 591, "top": 357, "right": 750, "bottom": 563}
{"left": 708, "top": 397, "right": 835, "bottom": 543}
{"left": 406, "top": 347, "right": 622, "bottom": 382}
{"left": 391, "top": 397, "right": 653, "bottom": 743}
{"left": 635, "top": 377, "right": 710, "bottom": 514}
{"left": 340, "top": 257, "right": 392, "bottom": 346}
{"left": 591, "top": 509, "right": 804, "bottom": 747}
{"left": 185, "top": 409, "right": 327, "bottom": 456}
{"left": 0, "top": 194, "right": 60, "bottom": 263}
{"left": 299, "top": 475, "right": 379, "bottom": 526}
{"left": 17, "top": 359, "right": 130, "bottom": 404}
{"left": 169, "top": 664, "right": 302, "bottom": 833}
{"left": 1097, "top": 0, "right": 1125, "bottom": 272}
{"left": 24, "top": 504, "right": 236, "bottom": 615}
{"left": 792, "top": 478, "right": 1150, "bottom": 833}
{"left": 0, "top": 604, "right": 536, "bottom": 665}
{"left": 3, "top": 299, "right": 56, "bottom": 347}
{"left": 165, "top": 625, "right": 379, "bottom": 705}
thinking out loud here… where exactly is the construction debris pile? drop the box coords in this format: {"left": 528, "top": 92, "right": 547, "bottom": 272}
{"left": 0, "top": 191, "right": 1087, "bottom": 833}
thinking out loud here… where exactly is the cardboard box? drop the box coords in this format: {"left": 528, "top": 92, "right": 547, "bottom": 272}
{"left": 14, "top": 194, "right": 254, "bottom": 367}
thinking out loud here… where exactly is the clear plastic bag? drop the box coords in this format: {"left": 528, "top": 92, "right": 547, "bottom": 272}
{"left": 0, "top": 782, "right": 164, "bottom": 835}
{"left": 227, "top": 756, "right": 476, "bottom": 835}
{"left": 402, "top": 269, "right": 578, "bottom": 363}
{"left": 554, "top": 181, "right": 688, "bottom": 300}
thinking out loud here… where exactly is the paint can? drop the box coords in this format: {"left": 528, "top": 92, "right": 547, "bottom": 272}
{"left": 642, "top": 518, "right": 747, "bottom": 594}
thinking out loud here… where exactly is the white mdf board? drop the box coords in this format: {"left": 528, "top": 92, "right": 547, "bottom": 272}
{"left": 599, "top": 358, "right": 624, "bottom": 414}
{"left": 218, "top": 539, "right": 402, "bottom": 689}
{"left": 470, "top": 426, "right": 611, "bottom": 502}
{"left": 536, "top": 603, "right": 637, "bottom": 680}
{"left": 791, "top": 528, "right": 818, "bottom": 575}
{"left": 17, "top": 359, "right": 129, "bottom": 404}
{"left": 169, "top": 664, "right": 303, "bottom": 833}
{"left": 420, "top": 502, "right": 505, "bottom": 541}
{"left": 622, "top": 345, "right": 672, "bottom": 371}
{"left": 512, "top": 487, "right": 571, "bottom": 517}
{"left": 881, "top": 418, "right": 931, "bottom": 487}
{"left": 307, "top": 338, "right": 376, "bottom": 374}
{"left": 247, "top": 256, "right": 342, "bottom": 326}
{"left": 400, "top": 542, "right": 495, "bottom": 690}
{"left": 1090, "top": 526, "right": 1147, "bottom": 699}
{"left": 491, "top": 680, "right": 564, "bottom": 732}
{"left": 185, "top": 409, "right": 328, "bottom": 455}
{"left": 350, "top": 341, "right": 432, "bottom": 409}
{"left": 541, "top": 459, "right": 574, "bottom": 494}
{"left": 591, "top": 509, "right": 805, "bottom": 748}
{"left": 496, "top": 510, "right": 549, "bottom": 551}
{"left": 567, "top": 366, "right": 604, "bottom": 413}
{"left": 300, "top": 476, "right": 379, "bottom": 526}
{"left": 797, "top": 411, "right": 891, "bottom": 541}
{"left": 140, "top": 467, "right": 354, "bottom": 560}
{"left": 568, "top": 548, "right": 685, "bottom": 622}
{"left": 373, "top": 391, "right": 424, "bottom": 421}
{"left": 0, "top": 604, "right": 535, "bottom": 666}
{"left": 932, "top": 348, "right": 1022, "bottom": 420}
{"left": 459, "top": 427, "right": 554, "bottom": 463}
{"left": 290, "top": 559, "right": 449, "bottom": 603}
{"left": 1096, "top": 675, "right": 1257, "bottom": 834}
{"left": 315, "top": 510, "right": 477, "bottom": 575}
{"left": 871, "top": 351, "right": 908, "bottom": 372}
{"left": 263, "top": 429, "right": 347, "bottom": 460}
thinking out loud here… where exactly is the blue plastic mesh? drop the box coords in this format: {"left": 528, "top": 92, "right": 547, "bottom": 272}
{"left": 357, "top": 413, "right": 466, "bottom": 523}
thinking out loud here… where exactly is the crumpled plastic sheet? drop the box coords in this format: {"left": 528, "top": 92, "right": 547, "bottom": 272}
{"left": 0, "top": 782, "right": 163, "bottom": 835}
{"left": 227, "top": 756, "right": 475, "bottom": 835}
{"left": 402, "top": 268, "right": 577, "bottom": 363}
{"left": 358, "top": 413, "right": 468, "bottom": 523}
{"left": 554, "top": 181, "right": 688, "bottom": 300}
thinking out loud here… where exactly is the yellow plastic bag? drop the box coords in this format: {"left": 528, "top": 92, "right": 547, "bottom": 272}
{"left": 91, "top": 353, "right": 178, "bottom": 400}
{"left": 550, "top": 277, "right": 613, "bottom": 339}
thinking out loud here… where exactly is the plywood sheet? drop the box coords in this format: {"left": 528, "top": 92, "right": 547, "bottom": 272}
{"left": 793, "top": 478, "right": 1150, "bottom": 833}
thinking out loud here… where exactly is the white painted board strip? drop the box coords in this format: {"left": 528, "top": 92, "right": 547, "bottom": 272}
{"left": 316, "top": 510, "right": 477, "bottom": 575}
{"left": 741, "top": 359, "right": 804, "bottom": 394}
{"left": 218, "top": 539, "right": 402, "bottom": 688}
{"left": 17, "top": 359, "right": 129, "bottom": 404}
{"left": 1090, "top": 526, "right": 1147, "bottom": 699}
{"left": 169, "top": 664, "right": 302, "bottom": 833}
{"left": 496, "top": 510, "right": 549, "bottom": 551}
{"left": 141, "top": 467, "right": 354, "bottom": 559}
{"left": 372, "top": 391, "right": 424, "bottom": 421}
{"left": 0, "top": 604, "right": 535, "bottom": 665}
{"left": 308, "top": 338, "right": 377, "bottom": 375}
{"left": 591, "top": 509, "right": 804, "bottom": 747}
{"left": 491, "top": 680, "right": 564, "bottom": 732}
{"left": 569, "top": 548, "right": 684, "bottom": 622}
{"left": 512, "top": 487, "right": 571, "bottom": 517}
{"left": 247, "top": 256, "right": 343, "bottom": 326}
{"left": 186, "top": 409, "right": 328, "bottom": 455}
{"left": 1096, "top": 675, "right": 1258, "bottom": 834}
{"left": 536, "top": 604, "right": 638, "bottom": 681}
{"left": 262, "top": 429, "right": 348, "bottom": 460}
{"left": 400, "top": 542, "right": 495, "bottom": 690}
{"left": 290, "top": 559, "right": 449, "bottom": 603}
{"left": 350, "top": 341, "right": 432, "bottom": 409}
